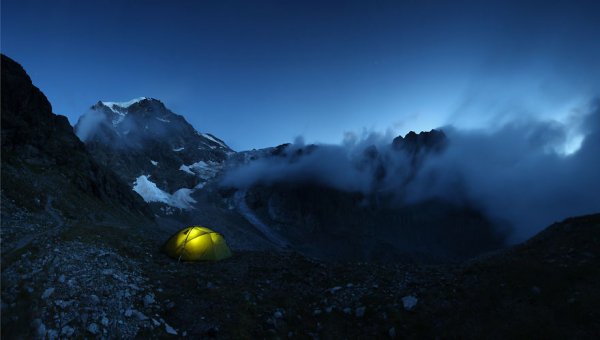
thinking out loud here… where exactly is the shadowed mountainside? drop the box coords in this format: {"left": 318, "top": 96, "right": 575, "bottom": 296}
{"left": 1, "top": 54, "right": 152, "bottom": 229}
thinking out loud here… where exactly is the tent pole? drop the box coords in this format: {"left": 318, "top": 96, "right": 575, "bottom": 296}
{"left": 178, "top": 227, "right": 195, "bottom": 263}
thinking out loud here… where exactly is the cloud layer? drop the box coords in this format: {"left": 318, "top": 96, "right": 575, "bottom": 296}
{"left": 222, "top": 99, "right": 600, "bottom": 242}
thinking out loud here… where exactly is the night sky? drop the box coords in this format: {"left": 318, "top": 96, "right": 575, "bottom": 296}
{"left": 2, "top": 0, "right": 599, "bottom": 150}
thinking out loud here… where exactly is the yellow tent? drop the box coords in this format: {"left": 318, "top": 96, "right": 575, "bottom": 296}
{"left": 164, "top": 226, "right": 232, "bottom": 261}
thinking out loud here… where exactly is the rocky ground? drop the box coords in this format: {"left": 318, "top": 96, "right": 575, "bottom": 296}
{"left": 2, "top": 204, "right": 599, "bottom": 339}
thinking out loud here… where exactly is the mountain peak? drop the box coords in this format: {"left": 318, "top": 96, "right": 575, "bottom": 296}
{"left": 99, "top": 97, "right": 149, "bottom": 112}
{"left": 392, "top": 129, "right": 447, "bottom": 153}
{"left": 74, "top": 96, "right": 233, "bottom": 195}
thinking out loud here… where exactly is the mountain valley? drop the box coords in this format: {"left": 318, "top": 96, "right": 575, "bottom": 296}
{"left": 1, "top": 54, "right": 599, "bottom": 339}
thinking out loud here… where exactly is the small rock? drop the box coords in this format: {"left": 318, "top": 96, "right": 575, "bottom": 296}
{"left": 112, "top": 273, "right": 126, "bottom": 282}
{"left": 388, "top": 327, "right": 396, "bottom": 338}
{"left": 346, "top": 283, "right": 354, "bottom": 288}
{"left": 101, "top": 316, "right": 109, "bottom": 326}
{"left": 58, "top": 275, "right": 66, "bottom": 283}
{"left": 313, "top": 309, "right": 322, "bottom": 316}
{"left": 61, "top": 325, "right": 75, "bottom": 337}
{"left": 531, "top": 286, "right": 541, "bottom": 295}
{"left": 32, "top": 318, "right": 46, "bottom": 337}
{"left": 329, "top": 286, "right": 342, "bottom": 294}
{"left": 89, "top": 294, "right": 100, "bottom": 305}
{"left": 402, "top": 295, "right": 418, "bottom": 311}
{"left": 54, "top": 299, "right": 73, "bottom": 309}
{"left": 274, "top": 310, "right": 284, "bottom": 319}
{"left": 47, "top": 329, "right": 58, "bottom": 340}
{"left": 143, "top": 294, "right": 155, "bottom": 307}
{"left": 343, "top": 307, "right": 352, "bottom": 314}
{"left": 325, "top": 306, "right": 334, "bottom": 313}
{"left": 124, "top": 309, "right": 133, "bottom": 317}
{"left": 166, "top": 301, "right": 176, "bottom": 309}
{"left": 152, "top": 318, "right": 161, "bottom": 327}
{"left": 165, "top": 323, "right": 177, "bottom": 335}
{"left": 355, "top": 306, "right": 366, "bottom": 318}
{"left": 133, "top": 310, "right": 148, "bottom": 321}
{"left": 87, "top": 323, "right": 99, "bottom": 335}
{"left": 243, "top": 291, "right": 252, "bottom": 301}
{"left": 206, "top": 282, "right": 215, "bottom": 289}
{"left": 41, "top": 287, "right": 55, "bottom": 299}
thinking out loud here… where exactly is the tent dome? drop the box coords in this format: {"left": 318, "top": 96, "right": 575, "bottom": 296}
{"left": 164, "top": 226, "right": 232, "bottom": 261}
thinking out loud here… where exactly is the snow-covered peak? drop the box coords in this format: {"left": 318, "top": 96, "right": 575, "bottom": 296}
{"left": 99, "top": 97, "right": 149, "bottom": 126}
{"left": 101, "top": 97, "right": 148, "bottom": 113}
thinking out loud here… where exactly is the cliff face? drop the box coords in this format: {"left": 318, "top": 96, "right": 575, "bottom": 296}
{"left": 0, "top": 54, "right": 151, "bottom": 222}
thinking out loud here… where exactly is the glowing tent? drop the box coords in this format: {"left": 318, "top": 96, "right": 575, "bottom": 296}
{"left": 164, "top": 226, "right": 232, "bottom": 261}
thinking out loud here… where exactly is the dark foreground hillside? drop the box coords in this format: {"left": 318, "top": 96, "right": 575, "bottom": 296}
{"left": 2, "top": 208, "right": 599, "bottom": 339}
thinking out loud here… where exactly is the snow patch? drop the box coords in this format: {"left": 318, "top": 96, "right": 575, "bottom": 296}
{"left": 173, "top": 147, "right": 185, "bottom": 152}
{"left": 132, "top": 175, "right": 195, "bottom": 209}
{"left": 200, "top": 142, "right": 217, "bottom": 150}
{"left": 132, "top": 175, "right": 170, "bottom": 204}
{"left": 179, "top": 164, "right": 194, "bottom": 175}
{"left": 156, "top": 117, "right": 170, "bottom": 123}
{"left": 178, "top": 160, "right": 222, "bottom": 180}
{"left": 198, "top": 132, "right": 228, "bottom": 148}
{"left": 150, "top": 160, "right": 158, "bottom": 166}
{"left": 101, "top": 97, "right": 147, "bottom": 112}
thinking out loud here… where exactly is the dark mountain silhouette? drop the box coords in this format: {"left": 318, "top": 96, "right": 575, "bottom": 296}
{"left": 0, "top": 54, "right": 151, "bottom": 223}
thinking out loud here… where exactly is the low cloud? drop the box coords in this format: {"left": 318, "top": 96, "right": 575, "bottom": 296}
{"left": 222, "top": 99, "right": 600, "bottom": 243}
{"left": 74, "top": 109, "right": 105, "bottom": 142}
{"left": 407, "top": 100, "right": 600, "bottom": 241}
